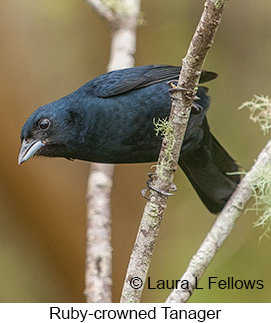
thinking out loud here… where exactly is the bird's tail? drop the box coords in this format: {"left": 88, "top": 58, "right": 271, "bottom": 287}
{"left": 179, "top": 132, "right": 240, "bottom": 214}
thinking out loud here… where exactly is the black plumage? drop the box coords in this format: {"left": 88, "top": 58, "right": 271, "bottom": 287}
{"left": 19, "top": 65, "right": 240, "bottom": 213}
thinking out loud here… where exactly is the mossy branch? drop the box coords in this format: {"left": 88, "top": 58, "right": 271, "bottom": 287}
{"left": 153, "top": 118, "right": 175, "bottom": 179}
{"left": 166, "top": 138, "right": 271, "bottom": 302}
{"left": 239, "top": 95, "right": 271, "bottom": 241}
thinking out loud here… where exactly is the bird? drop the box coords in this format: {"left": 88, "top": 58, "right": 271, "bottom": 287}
{"left": 18, "top": 64, "right": 240, "bottom": 213}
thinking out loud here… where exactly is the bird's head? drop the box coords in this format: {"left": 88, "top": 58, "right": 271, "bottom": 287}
{"left": 18, "top": 100, "right": 84, "bottom": 165}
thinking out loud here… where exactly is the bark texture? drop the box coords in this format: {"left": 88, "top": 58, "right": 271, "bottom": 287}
{"left": 120, "top": 0, "right": 229, "bottom": 303}
{"left": 85, "top": 0, "right": 141, "bottom": 303}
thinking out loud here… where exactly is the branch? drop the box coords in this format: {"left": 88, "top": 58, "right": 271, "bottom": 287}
{"left": 166, "top": 139, "right": 271, "bottom": 302}
{"left": 85, "top": 0, "right": 116, "bottom": 22}
{"left": 120, "top": 0, "right": 228, "bottom": 303}
{"left": 85, "top": 163, "right": 114, "bottom": 302}
{"left": 85, "top": 0, "right": 141, "bottom": 303}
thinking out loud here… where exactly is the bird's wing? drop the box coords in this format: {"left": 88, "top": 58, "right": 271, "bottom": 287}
{"left": 89, "top": 65, "right": 217, "bottom": 98}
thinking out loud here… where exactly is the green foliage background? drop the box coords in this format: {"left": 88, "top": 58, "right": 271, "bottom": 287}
{"left": 0, "top": 0, "right": 270, "bottom": 302}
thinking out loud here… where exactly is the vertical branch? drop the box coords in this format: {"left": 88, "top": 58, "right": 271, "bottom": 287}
{"left": 120, "top": 0, "right": 228, "bottom": 303}
{"left": 85, "top": 163, "right": 114, "bottom": 303}
{"left": 85, "top": 0, "right": 141, "bottom": 303}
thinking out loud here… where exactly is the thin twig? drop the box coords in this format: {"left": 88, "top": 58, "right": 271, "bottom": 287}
{"left": 120, "top": 0, "right": 229, "bottom": 303}
{"left": 85, "top": 0, "right": 141, "bottom": 303}
{"left": 166, "top": 139, "right": 271, "bottom": 302}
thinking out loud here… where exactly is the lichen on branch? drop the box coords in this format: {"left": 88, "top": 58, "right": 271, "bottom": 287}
{"left": 153, "top": 117, "right": 175, "bottom": 179}
{"left": 239, "top": 95, "right": 271, "bottom": 135}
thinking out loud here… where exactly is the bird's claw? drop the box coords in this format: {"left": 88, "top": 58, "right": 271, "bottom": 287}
{"left": 191, "top": 102, "right": 203, "bottom": 114}
{"left": 168, "top": 85, "right": 194, "bottom": 97}
{"left": 141, "top": 172, "right": 177, "bottom": 200}
{"left": 167, "top": 81, "right": 202, "bottom": 114}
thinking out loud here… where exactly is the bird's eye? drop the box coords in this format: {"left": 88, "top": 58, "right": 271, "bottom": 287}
{"left": 38, "top": 118, "right": 51, "bottom": 130}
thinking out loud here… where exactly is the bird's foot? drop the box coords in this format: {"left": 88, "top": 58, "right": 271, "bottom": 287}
{"left": 167, "top": 80, "right": 194, "bottom": 96}
{"left": 167, "top": 81, "right": 201, "bottom": 114}
{"left": 141, "top": 172, "right": 177, "bottom": 200}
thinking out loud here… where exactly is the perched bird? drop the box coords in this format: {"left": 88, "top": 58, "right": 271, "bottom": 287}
{"left": 18, "top": 65, "right": 240, "bottom": 213}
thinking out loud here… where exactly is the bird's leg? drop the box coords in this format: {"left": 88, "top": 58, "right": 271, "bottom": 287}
{"left": 167, "top": 81, "right": 202, "bottom": 114}
{"left": 141, "top": 172, "right": 177, "bottom": 200}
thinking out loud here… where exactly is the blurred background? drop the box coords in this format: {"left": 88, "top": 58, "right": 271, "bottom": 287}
{"left": 1, "top": 0, "right": 271, "bottom": 302}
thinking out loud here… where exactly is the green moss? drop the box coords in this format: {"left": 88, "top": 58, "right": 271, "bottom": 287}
{"left": 239, "top": 95, "right": 271, "bottom": 135}
{"left": 153, "top": 118, "right": 175, "bottom": 179}
{"left": 238, "top": 95, "right": 271, "bottom": 240}
{"left": 245, "top": 165, "right": 271, "bottom": 241}
{"left": 215, "top": 0, "right": 227, "bottom": 10}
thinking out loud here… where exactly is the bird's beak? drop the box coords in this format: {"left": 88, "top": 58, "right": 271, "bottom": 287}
{"left": 18, "top": 139, "right": 45, "bottom": 165}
